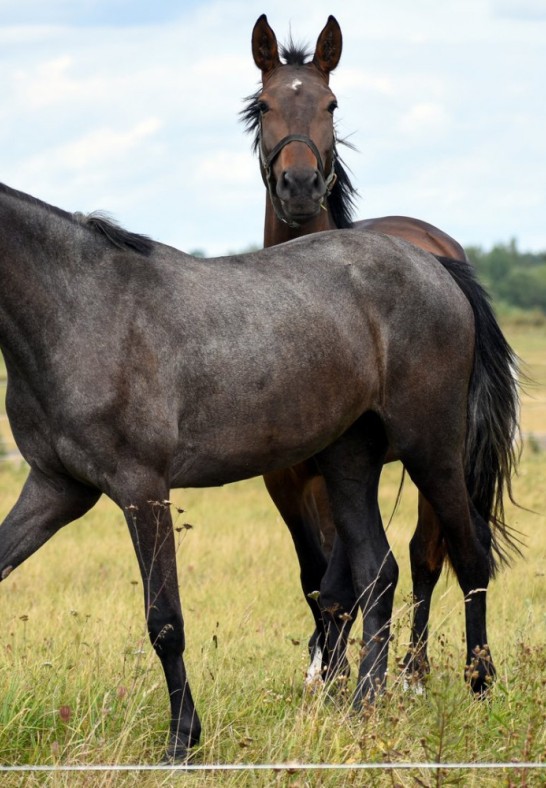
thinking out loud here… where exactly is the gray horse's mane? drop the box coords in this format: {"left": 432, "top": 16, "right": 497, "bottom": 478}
{"left": 0, "top": 182, "right": 152, "bottom": 256}
{"left": 75, "top": 212, "right": 153, "bottom": 255}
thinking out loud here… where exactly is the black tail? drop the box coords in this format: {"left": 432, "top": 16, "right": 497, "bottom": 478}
{"left": 435, "top": 256, "right": 522, "bottom": 572}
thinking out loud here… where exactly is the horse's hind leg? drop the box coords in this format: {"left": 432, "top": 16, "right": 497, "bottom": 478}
{"left": 113, "top": 469, "right": 200, "bottom": 762}
{"left": 402, "top": 454, "right": 495, "bottom": 694}
{"left": 316, "top": 413, "right": 398, "bottom": 703}
{"left": 402, "top": 496, "right": 446, "bottom": 689}
{"left": 263, "top": 466, "right": 357, "bottom": 685}
{"left": 0, "top": 467, "right": 100, "bottom": 580}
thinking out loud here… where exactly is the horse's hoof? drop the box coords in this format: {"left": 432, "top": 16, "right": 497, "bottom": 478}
{"left": 161, "top": 737, "right": 194, "bottom": 765}
{"left": 161, "top": 754, "right": 192, "bottom": 767}
{"left": 465, "top": 645, "right": 496, "bottom": 697}
{"left": 304, "top": 674, "right": 325, "bottom": 694}
{"left": 402, "top": 675, "right": 426, "bottom": 696}
{"left": 161, "top": 751, "right": 190, "bottom": 766}
{"left": 469, "top": 672, "right": 495, "bottom": 698}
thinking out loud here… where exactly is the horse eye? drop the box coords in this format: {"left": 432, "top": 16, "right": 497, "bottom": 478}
{"left": 327, "top": 100, "right": 338, "bottom": 114}
{"left": 258, "top": 100, "right": 270, "bottom": 114}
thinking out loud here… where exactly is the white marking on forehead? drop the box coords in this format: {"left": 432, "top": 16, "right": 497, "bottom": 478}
{"left": 290, "top": 78, "right": 303, "bottom": 91}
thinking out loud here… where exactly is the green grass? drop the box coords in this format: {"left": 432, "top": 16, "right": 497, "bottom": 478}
{"left": 0, "top": 323, "right": 545, "bottom": 786}
{"left": 509, "top": 323, "right": 546, "bottom": 439}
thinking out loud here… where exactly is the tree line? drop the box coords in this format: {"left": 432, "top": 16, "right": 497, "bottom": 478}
{"left": 467, "top": 240, "right": 546, "bottom": 316}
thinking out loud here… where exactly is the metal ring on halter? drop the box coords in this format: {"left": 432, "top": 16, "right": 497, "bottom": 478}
{"left": 258, "top": 130, "right": 337, "bottom": 226}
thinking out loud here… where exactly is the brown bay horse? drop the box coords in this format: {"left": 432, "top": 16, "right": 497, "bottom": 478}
{"left": 242, "top": 14, "right": 520, "bottom": 688}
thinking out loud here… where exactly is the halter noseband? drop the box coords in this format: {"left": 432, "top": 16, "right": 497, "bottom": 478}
{"left": 259, "top": 131, "right": 337, "bottom": 227}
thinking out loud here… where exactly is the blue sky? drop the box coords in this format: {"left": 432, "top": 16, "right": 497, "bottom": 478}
{"left": 1, "top": 0, "right": 545, "bottom": 255}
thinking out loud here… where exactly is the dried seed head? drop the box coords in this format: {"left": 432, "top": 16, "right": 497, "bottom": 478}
{"left": 59, "top": 705, "right": 72, "bottom": 723}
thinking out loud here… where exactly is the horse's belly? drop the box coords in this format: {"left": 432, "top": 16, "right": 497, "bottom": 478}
{"left": 171, "top": 369, "right": 372, "bottom": 488}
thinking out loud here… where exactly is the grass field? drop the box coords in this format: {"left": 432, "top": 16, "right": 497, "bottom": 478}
{"left": 0, "top": 322, "right": 545, "bottom": 786}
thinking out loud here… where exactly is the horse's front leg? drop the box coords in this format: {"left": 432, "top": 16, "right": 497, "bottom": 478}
{"left": 117, "top": 473, "right": 200, "bottom": 762}
{"left": 0, "top": 467, "right": 100, "bottom": 578}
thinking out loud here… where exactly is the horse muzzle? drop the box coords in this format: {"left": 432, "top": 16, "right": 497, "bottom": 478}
{"left": 275, "top": 167, "right": 327, "bottom": 223}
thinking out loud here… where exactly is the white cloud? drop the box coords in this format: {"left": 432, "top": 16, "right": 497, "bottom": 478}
{"left": 21, "top": 119, "right": 162, "bottom": 176}
{"left": 336, "top": 69, "right": 396, "bottom": 96}
{"left": 193, "top": 150, "right": 255, "bottom": 185}
{"left": 397, "top": 103, "right": 450, "bottom": 136}
{"left": 14, "top": 55, "right": 101, "bottom": 107}
{"left": 492, "top": 0, "right": 546, "bottom": 20}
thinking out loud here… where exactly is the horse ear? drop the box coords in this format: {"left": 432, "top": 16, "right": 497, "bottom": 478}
{"left": 251, "top": 14, "right": 281, "bottom": 76}
{"left": 312, "top": 15, "right": 342, "bottom": 78}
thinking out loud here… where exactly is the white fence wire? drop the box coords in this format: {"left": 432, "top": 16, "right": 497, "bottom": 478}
{"left": 0, "top": 761, "right": 544, "bottom": 773}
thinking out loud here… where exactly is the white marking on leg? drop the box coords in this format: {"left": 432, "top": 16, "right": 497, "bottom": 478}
{"left": 304, "top": 644, "right": 324, "bottom": 690}
{"left": 402, "top": 676, "right": 425, "bottom": 695}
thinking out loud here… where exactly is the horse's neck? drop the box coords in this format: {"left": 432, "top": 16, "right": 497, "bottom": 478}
{"left": 0, "top": 201, "right": 78, "bottom": 362}
{"left": 263, "top": 196, "right": 337, "bottom": 248}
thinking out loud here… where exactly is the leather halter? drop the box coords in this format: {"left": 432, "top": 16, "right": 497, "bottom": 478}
{"left": 258, "top": 130, "right": 337, "bottom": 227}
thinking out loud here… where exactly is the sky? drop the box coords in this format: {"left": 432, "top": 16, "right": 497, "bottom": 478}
{"left": 1, "top": 0, "right": 545, "bottom": 256}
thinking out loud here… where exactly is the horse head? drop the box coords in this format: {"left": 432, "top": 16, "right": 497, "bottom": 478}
{"left": 250, "top": 14, "right": 342, "bottom": 227}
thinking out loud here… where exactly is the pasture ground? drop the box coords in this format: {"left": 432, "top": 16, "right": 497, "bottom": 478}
{"left": 0, "top": 323, "right": 544, "bottom": 786}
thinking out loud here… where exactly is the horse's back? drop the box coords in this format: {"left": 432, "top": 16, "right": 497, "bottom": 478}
{"left": 354, "top": 216, "right": 469, "bottom": 261}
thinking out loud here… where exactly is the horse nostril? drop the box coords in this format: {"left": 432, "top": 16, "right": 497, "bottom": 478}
{"left": 278, "top": 170, "right": 296, "bottom": 199}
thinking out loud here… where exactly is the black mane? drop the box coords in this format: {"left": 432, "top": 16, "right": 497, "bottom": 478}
{"left": 77, "top": 212, "right": 153, "bottom": 256}
{"left": 0, "top": 182, "right": 152, "bottom": 256}
{"left": 279, "top": 38, "right": 312, "bottom": 66}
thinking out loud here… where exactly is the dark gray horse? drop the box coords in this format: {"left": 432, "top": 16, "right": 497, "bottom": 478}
{"left": 0, "top": 182, "right": 517, "bottom": 761}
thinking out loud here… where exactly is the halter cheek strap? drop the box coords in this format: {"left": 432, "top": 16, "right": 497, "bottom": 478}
{"left": 259, "top": 132, "right": 337, "bottom": 227}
